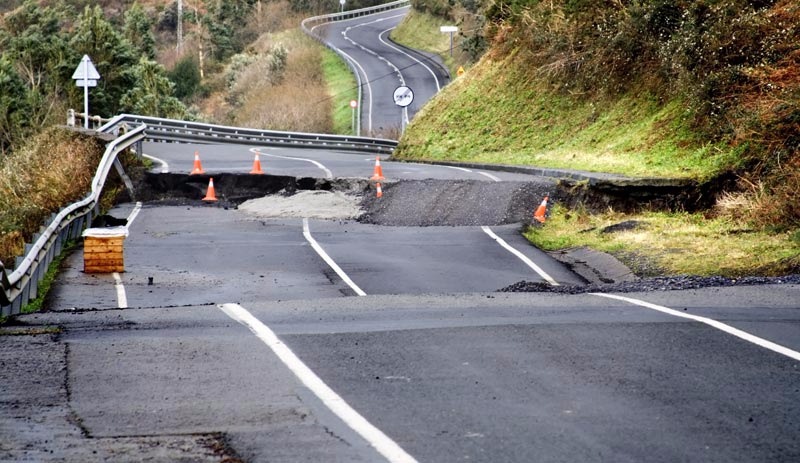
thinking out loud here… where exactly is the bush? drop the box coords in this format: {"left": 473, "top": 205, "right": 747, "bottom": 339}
{"left": 0, "top": 127, "right": 105, "bottom": 267}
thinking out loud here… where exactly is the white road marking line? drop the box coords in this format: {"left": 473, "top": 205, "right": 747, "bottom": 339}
{"left": 481, "top": 227, "right": 560, "bottom": 286}
{"left": 126, "top": 202, "right": 142, "bottom": 228}
{"left": 593, "top": 293, "right": 800, "bottom": 362}
{"left": 439, "top": 165, "right": 472, "bottom": 173}
{"left": 303, "top": 218, "right": 367, "bottom": 296}
{"left": 378, "top": 26, "right": 442, "bottom": 92}
{"left": 477, "top": 171, "right": 502, "bottom": 182}
{"left": 142, "top": 153, "right": 169, "bottom": 173}
{"left": 113, "top": 272, "right": 128, "bottom": 309}
{"left": 318, "top": 24, "right": 375, "bottom": 132}
{"left": 438, "top": 165, "right": 502, "bottom": 182}
{"left": 109, "top": 201, "right": 142, "bottom": 309}
{"left": 218, "top": 303, "right": 417, "bottom": 463}
{"left": 251, "top": 148, "right": 333, "bottom": 179}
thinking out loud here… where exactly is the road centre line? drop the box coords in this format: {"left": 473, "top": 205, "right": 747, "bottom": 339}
{"left": 593, "top": 293, "right": 800, "bottom": 362}
{"left": 312, "top": 21, "right": 375, "bottom": 132}
{"left": 252, "top": 148, "right": 333, "bottom": 179}
{"left": 481, "top": 227, "right": 560, "bottom": 286}
{"left": 218, "top": 302, "right": 417, "bottom": 463}
{"left": 111, "top": 202, "right": 142, "bottom": 309}
{"left": 378, "top": 26, "right": 442, "bottom": 92}
{"left": 113, "top": 273, "right": 128, "bottom": 309}
{"left": 303, "top": 218, "right": 367, "bottom": 296}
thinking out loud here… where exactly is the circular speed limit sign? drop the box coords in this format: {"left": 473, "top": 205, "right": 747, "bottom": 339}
{"left": 393, "top": 86, "right": 414, "bottom": 108}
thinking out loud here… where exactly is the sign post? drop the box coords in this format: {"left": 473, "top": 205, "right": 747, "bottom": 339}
{"left": 440, "top": 26, "right": 458, "bottom": 57}
{"left": 71, "top": 55, "right": 101, "bottom": 129}
{"left": 350, "top": 99, "right": 358, "bottom": 135}
{"left": 392, "top": 85, "right": 414, "bottom": 133}
{"left": 339, "top": 0, "right": 345, "bottom": 13}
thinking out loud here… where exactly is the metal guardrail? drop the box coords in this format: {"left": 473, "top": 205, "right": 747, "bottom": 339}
{"left": 99, "top": 114, "right": 398, "bottom": 154}
{"left": 301, "top": 0, "right": 411, "bottom": 137}
{"left": 1, "top": 125, "right": 146, "bottom": 316}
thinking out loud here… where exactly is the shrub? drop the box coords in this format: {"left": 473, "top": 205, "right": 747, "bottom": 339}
{"left": 0, "top": 127, "right": 104, "bottom": 267}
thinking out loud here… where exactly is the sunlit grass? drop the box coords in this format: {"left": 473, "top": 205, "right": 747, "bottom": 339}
{"left": 322, "top": 48, "right": 358, "bottom": 135}
{"left": 526, "top": 205, "right": 800, "bottom": 277}
{"left": 398, "top": 54, "right": 738, "bottom": 180}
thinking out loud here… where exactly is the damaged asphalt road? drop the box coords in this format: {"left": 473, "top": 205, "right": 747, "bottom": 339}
{"left": 2, "top": 144, "right": 799, "bottom": 462}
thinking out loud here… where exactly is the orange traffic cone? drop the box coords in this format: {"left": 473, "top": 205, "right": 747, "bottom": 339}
{"left": 370, "top": 156, "right": 385, "bottom": 181}
{"left": 202, "top": 178, "right": 218, "bottom": 202}
{"left": 376, "top": 182, "right": 383, "bottom": 198}
{"left": 190, "top": 151, "right": 205, "bottom": 175}
{"left": 250, "top": 153, "right": 264, "bottom": 174}
{"left": 533, "top": 196, "right": 548, "bottom": 223}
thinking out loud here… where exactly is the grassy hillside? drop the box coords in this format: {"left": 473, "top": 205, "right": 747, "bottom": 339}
{"left": 399, "top": 54, "right": 742, "bottom": 180}
{"left": 393, "top": 0, "right": 799, "bottom": 276}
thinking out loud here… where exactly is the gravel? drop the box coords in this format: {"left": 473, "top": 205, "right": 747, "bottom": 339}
{"left": 500, "top": 274, "right": 800, "bottom": 294}
{"left": 238, "top": 190, "right": 364, "bottom": 220}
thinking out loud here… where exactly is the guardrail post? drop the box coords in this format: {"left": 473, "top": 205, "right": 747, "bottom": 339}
{"left": 68, "top": 109, "right": 76, "bottom": 127}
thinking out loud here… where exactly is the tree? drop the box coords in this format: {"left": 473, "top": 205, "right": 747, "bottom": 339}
{"left": 124, "top": 2, "right": 157, "bottom": 60}
{"left": 69, "top": 5, "right": 138, "bottom": 117}
{"left": 0, "top": 1, "right": 72, "bottom": 131}
{"left": 120, "top": 57, "right": 187, "bottom": 118}
{"left": 169, "top": 55, "right": 202, "bottom": 100}
{"left": 202, "top": 0, "right": 257, "bottom": 62}
{"left": 0, "top": 57, "right": 30, "bottom": 155}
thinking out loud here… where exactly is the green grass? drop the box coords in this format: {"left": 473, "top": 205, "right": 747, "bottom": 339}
{"left": 525, "top": 205, "right": 800, "bottom": 277}
{"left": 21, "top": 240, "right": 77, "bottom": 314}
{"left": 397, "top": 54, "right": 739, "bottom": 180}
{"left": 321, "top": 48, "right": 358, "bottom": 135}
{"left": 390, "top": 10, "right": 457, "bottom": 75}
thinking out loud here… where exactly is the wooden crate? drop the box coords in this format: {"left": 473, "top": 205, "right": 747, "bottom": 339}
{"left": 82, "top": 228, "right": 128, "bottom": 273}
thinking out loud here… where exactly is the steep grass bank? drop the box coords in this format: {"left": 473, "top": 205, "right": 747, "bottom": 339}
{"left": 393, "top": 2, "right": 799, "bottom": 276}
{"left": 397, "top": 53, "right": 742, "bottom": 180}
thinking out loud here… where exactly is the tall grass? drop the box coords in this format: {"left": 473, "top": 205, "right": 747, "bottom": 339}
{"left": 0, "top": 127, "right": 104, "bottom": 267}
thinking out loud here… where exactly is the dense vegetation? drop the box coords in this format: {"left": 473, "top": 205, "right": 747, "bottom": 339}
{"left": 399, "top": 0, "right": 799, "bottom": 231}
{"left": 0, "top": 0, "right": 385, "bottom": 156}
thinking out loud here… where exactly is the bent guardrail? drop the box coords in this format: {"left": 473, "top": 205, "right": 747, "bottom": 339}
{"left": 98, "top": 114, "right": 398, "bottom": 154}
{"left": 0, "top": 125, "right": 146, "bottom": 316}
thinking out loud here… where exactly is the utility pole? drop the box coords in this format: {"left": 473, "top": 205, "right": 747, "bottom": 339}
{"left": 177, "top": 0, "right": 183, "bottom": 51}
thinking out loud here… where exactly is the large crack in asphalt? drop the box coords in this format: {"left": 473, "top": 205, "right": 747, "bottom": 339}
{"left": 135, "top": 172, "right": 798, "bottom": 291}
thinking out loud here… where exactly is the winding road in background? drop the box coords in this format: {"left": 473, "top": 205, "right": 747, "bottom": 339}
{"left": 310, "top": 5, "right": 449, "bottom": 136}
{"left": 2, "top": 5, "right": 800, "bottom": 463}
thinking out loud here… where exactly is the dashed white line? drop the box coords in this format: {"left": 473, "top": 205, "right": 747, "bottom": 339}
{"left": 378, "top": 26, "right": 442, "bottom": 92}
{"left": 112, "top": 202, "right": 142, "bottom": 309}
{"left": 252, "top": 148, "right": 333, "bottom": 179}
{"left": 303, "top": 218, "right": 367, "bottom": 296}
{"left": 218, "top": 302, "right": 417, "bottom": 463}
{"left": 113, "top": 272, "right": 128, "bottom": 309}
{"left": 592, "top": 293, "right": 800, "bottom": 362}
{"left": 481, "top": 226, "right": 560, "bottom": 286}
